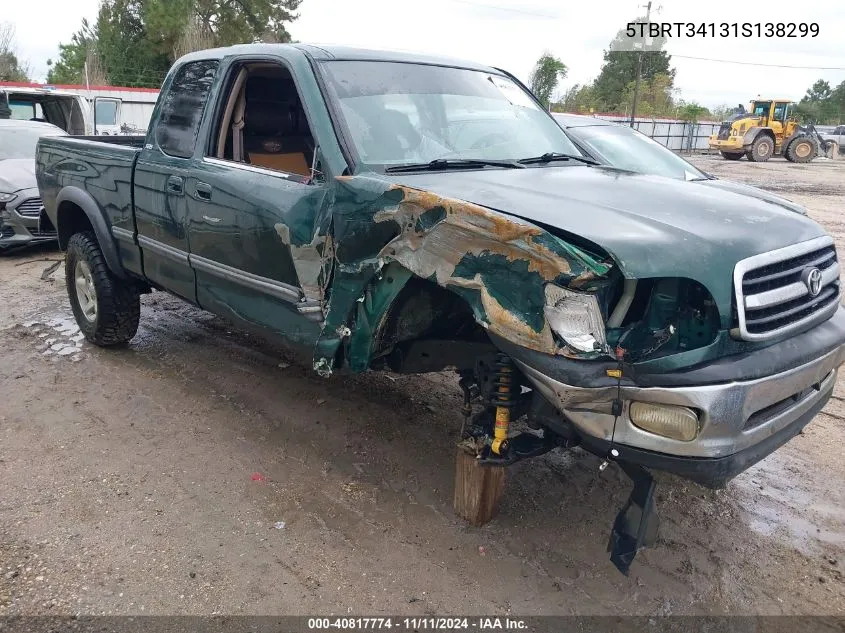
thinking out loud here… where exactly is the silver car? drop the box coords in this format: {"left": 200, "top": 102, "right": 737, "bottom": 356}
{"left": 553, "top": 113, "right": 809, "bottom": 215}
{"left": 0, "top": 119, "right": 67, "bottom": 251}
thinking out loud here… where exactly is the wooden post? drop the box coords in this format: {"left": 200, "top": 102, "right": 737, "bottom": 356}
{"left": 453, "top": 447, "right": 506, "bottom": 526}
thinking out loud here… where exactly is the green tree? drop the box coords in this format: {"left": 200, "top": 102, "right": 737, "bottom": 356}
{"left": 47, "top": 17, "right": 103, "bottom": 85}
{"left": 592, "top": 16, "right": 675, "bottom": 112}
{"left": 143, "top": 0, "right": 302, "bottom": 60}
{"left": 617, "top": 73, "right": 676, "bottom": 117}
{"left": 794, "top": 78, "right": 844, "bottom": 124}
{"left": 97, "top": 0, "right": 171, "bottom": 86}
{"left": 676, "top": 101, "right": 711, "bottom": 123}
{"left": 710, "top": 104, "right": 739, "bottom": 122}
{"left": 830, "top": 81, "right": 845, "bottom": 123}
{"left": 528, "top": 53, "right": 567, "bottom": 109}
{"left": 555, "top": 83, "right": 597, "bottom": 113}
{"left": 49, "top": 0, "right": 303, "bottom": 88}
{"left": 0, "top": 23, "right": 30, "bottom": 82}
{"left": 803, "top": 79, "right": 832, "bottom": 103}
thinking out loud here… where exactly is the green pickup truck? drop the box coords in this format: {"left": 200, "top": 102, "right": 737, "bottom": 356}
{"left": 36, "top": 44, "right": 845, "bottom": 574}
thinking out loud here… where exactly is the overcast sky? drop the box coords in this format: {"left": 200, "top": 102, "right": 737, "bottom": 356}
{"left": 6, "top": 0, "right": 845, "bottom": 110}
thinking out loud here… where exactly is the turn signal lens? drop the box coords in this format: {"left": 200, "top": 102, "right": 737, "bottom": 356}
{"left": 629, "top": 402, "right": 699, "bottom": 442}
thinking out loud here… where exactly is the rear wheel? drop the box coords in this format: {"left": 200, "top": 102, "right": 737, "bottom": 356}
{"left": 747, "top": 135, "right": 774, "bottom": 162}
{"left": 66, "top": 231, "right": 140, "bottom": 346}
{"left": 785, "top": 136, "right": 817, "bottom": 163}
{"left": 720, "top": 151, "right": 743, "bottom": 160}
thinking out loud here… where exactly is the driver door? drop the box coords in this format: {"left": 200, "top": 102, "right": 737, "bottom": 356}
{"left": 187, "top": 58, "right": 328, "bottom": 340}
{"left": 769, "top": 102, "right": 788, "bottom": 141}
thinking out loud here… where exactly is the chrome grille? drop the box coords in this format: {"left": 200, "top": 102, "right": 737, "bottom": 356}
{"left": 734, "top": 236, "right": 841, "bottom": 341}
{"left": 15, "top": 197, "right": 44, "bottom": 218}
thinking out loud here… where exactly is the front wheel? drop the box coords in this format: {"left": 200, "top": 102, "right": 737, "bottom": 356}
{"left": 747, "top": 136, "right": 774, "bottom": 162}
{"left": 785, "top": 137, "right": 817, "bottom": 163}
{"left": 66, "top": 231, "right": 140, "bottom": 346}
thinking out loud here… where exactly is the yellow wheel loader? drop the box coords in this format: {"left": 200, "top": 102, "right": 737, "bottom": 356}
{"left": 709, "top": 99, "right": 830, "bottom": 163}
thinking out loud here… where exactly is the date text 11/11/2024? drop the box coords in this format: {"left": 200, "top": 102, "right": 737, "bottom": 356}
{"left": 307, "top": 617, "right": 528, "bottom": 630}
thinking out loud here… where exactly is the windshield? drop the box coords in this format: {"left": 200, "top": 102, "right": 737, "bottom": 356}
{"left": 321, "top": 61, "right": 582, "bottom": 169}
{"left": 566, "top": 124, "right": 708, "bottom": 181}
{"left": 0, "top": 125, "right": 66, "bottom": 160}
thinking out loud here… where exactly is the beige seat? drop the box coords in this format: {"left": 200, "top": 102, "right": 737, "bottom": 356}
{"left": 242, "top": 98, "right": 314, "bottom": 178}
{"left": 247, "top": 150, "right": 310, "bottom": 176}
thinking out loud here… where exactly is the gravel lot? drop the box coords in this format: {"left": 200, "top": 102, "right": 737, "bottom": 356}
{"left": 1, "top": 155, "right": 844, "bottom": 617}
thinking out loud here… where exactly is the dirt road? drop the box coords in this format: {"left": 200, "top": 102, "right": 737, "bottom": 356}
{"left": 1, "top": 156, "right": 844, "bottom": 616}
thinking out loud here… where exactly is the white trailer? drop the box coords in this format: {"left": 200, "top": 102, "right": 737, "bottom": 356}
{"left": 0, "top": 82, "right": 159, "bottom": 135}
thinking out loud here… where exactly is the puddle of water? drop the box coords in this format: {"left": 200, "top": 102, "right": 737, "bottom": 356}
{"left": 22, "top": 313, "right": 85, "bottom": 363}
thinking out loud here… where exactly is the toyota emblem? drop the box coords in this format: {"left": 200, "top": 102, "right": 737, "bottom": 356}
{"left": 803, "top": 267, "right": 823, "bottom": 297}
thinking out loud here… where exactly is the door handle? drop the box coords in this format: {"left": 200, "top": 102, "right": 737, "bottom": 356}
{"left": 195, "top": 182, "right": 213, "bottom": 201}
{"left": 166, "top": 175, "right": 184, "bottom": 194}
{"left": 202, "top": 215, "right": 222, "bottom": 224}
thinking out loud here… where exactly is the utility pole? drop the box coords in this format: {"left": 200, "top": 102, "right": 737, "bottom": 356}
{"left": 630, "top": 0, "right": 652, "bottom": 127}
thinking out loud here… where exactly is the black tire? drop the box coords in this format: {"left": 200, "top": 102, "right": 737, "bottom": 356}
{"left": 720, "top": 151, "right": 743, "bottom": 160}
{"left": 785, "top": 136, "right": 817, "bottom": 163}
{"left": 747, "top": 135, "right": 774, "bottom": 162}
{"left": 66, "top": 231, "right": 140, "bottom": 346}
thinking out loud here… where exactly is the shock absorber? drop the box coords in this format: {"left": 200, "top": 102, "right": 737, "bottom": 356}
{"left": 491, "top": 353, "right": 516, "bottom": 455}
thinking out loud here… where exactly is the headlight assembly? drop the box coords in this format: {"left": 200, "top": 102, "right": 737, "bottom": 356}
{"left": 0, "top": 192, "right": 17, "bottom": 203}
{"left": 544, "top": 284, "right": 607, "bottom": 353}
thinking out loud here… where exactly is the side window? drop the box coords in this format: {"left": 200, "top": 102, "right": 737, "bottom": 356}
{"left": 208, "top": 62, "right": 318, "bottom": 181}
{"left": 95, "top": 99, "right": 120, "bottom": 126}
{"left": 9, "top": 100, "right": 35, "bottom": 120}
{"left": 156, "top": 60, "right": 219, "bottom": 158}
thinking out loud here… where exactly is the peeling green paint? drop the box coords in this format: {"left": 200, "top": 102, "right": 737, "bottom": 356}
{"left": 452, "top": 253, "right": 546, "bottom": 333}
{"left": 305, "top": 178, "right": 615, "bottom": 373}
{"left": 347, "top": 263, "right": 415, "bottom": 372}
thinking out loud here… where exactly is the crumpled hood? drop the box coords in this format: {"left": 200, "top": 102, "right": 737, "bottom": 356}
{"left": 385, "top": 165, "right": 826, "bottom": 317}
{"left": 694, "top": 178, "right": 807, "bottom": 215}
{"left": 0, "top": 159, "right": 36, "bottom": 193}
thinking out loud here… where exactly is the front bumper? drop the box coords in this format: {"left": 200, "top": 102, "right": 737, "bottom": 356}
{"left": 708, "top": 136, "right": 745, "bottom": 152}
{"left": 0, "top": 188, "right": 56, "bottom": 249}
{"left": 498, "top": 308, "right": 845, "bottom": 487}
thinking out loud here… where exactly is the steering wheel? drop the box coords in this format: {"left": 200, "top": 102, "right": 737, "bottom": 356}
{"left": 470, "top": 132, "right": 510, "bottom": 150}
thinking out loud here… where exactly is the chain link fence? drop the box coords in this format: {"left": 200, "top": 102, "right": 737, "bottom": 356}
{"left": 580, "top": 113, "right": 721, "bottom": 153}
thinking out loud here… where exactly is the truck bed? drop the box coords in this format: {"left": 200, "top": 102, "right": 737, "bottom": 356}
{"left": 36, "top": 135, "right": 144, "bottom": 276}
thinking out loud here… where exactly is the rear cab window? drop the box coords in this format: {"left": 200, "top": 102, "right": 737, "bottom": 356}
{"left": 156, "top": 60, "right": 219, "bottom": 158}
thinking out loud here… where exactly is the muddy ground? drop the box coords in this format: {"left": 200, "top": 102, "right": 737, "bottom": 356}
{"left": 1, "top": 155, "right": 844, "bottom": 617}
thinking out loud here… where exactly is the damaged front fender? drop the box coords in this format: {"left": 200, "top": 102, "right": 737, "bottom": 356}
{"left": 313, "top": 177, "right": 613, "bottom": 374}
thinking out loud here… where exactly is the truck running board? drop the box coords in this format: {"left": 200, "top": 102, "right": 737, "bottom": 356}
{"left": 607, "top": 462, "right": 659, "bottom": 575}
